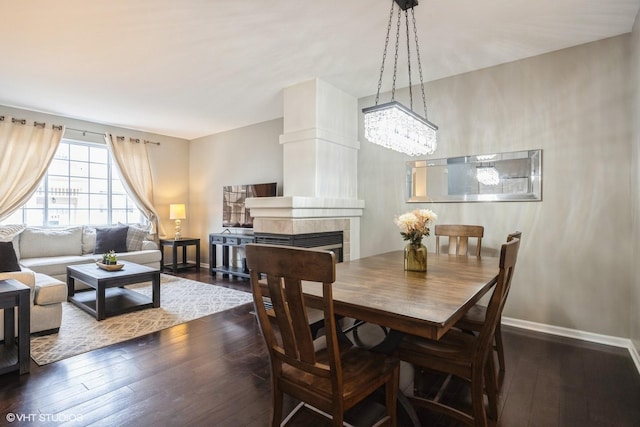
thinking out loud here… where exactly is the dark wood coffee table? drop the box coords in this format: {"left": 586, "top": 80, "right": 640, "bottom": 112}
{"left": 67, "top": 261, "right": 160, "bottom": 320}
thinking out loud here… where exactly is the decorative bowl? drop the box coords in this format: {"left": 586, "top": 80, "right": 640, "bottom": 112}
{"left": 96, "top": 262, "right": 124, "bottom": 271}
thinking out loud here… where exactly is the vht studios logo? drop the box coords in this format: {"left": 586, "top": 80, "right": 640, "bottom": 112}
{"left": 6, "top": 412, "right": 84, "bottom": 423}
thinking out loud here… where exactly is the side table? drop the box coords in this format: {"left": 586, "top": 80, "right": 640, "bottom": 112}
{"left": 159, "top": 238, "right": 201, "bottom": 273}
{"left": 0, "top": 279, "right": 30, "bottom": 375}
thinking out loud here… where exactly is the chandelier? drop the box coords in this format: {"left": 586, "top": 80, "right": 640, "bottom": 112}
{"left": 363, "top": 0, "right": 438, "bottom": 157}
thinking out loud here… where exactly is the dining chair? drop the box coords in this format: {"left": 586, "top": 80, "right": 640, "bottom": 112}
{"left": 397, "top": 237, "right": 520, "bottom": 427}
{"left": 455, "top": 231, "right": 522, "bottom": 377}
{"left": 434, "top": 224, "right": 484, "bottom": 257}
{"left": 245, "top": 243, "right": 400, "bottom": 427}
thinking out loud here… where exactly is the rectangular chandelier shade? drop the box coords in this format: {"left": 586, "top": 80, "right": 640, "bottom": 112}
{"left": 363, "top": 101, "right": 438, "bottom": 156}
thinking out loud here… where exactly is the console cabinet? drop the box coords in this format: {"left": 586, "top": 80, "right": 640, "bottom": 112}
{"left": 209, "top": 233, "right": 255, "bottom": 279}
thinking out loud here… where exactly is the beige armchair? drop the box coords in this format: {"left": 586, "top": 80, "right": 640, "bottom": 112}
{"left": 0, "top": 267, "right": 67, "bottom": 340}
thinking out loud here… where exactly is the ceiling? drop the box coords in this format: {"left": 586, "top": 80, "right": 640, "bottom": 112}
{"left": 1, "top": 0, "right": 638, "bottom": 140}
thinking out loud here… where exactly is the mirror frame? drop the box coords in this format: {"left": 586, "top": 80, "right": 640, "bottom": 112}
{"left": 406, "top": 149, "right": 542, "bottom": 202}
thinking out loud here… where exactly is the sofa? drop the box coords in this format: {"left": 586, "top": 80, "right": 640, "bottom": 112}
{"left": 0, "top": 224, "right": 161, "bottom": 338}
{"left": 0, "top": 267, "right": 67, "bottom": 340}
{"left": 15, "top": 225, "right": 161, "bottom": 288}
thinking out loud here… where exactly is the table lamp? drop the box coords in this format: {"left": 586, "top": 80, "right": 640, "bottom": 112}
{"left": 169, "top": 203, "right": 186, "bottom": 240}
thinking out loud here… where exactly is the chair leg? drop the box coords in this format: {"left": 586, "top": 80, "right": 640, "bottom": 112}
{"left": 271, "top": 381, "right": 283, "bottom": 427}
{"left": 471, "top": 368, "right": 489, "bottom": 427}
{"left": 485, "top": 357, "right": 499, "bottom": 421}
{"left": 495, "top": 323, "right": 505, "bottom": 373}
{"left": 386, "top": 367, "right": 399, "bottom": 427}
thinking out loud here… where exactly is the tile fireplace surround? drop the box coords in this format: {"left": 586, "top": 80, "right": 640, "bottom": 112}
{"left": 246, "top": 196, "right": 363, "bottom": 262}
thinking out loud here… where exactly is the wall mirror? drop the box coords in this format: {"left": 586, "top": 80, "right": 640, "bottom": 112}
{"left": 407, "top": 149, "right": 542, "bottom": 202}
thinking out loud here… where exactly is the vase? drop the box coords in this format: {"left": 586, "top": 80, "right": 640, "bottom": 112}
{"left": 404, "top": 242, "right": 427, "bottom": 272}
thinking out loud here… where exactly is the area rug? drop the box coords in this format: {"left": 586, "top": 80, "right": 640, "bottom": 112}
{"left": 30, "top": 274, "right": 253, "bottom": 365}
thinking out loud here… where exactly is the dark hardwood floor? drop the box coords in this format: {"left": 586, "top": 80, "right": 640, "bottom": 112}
{"left": 1, "top": 268, "right": 639, "bottom": 426}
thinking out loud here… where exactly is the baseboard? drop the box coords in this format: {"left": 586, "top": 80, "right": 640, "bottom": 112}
{"left": 503, "top": 316, "right": 640, "bottom": 375}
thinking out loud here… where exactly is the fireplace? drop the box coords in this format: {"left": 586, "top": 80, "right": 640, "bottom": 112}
{"left": 254, "top": 231, "right": 344, "bottom": 262}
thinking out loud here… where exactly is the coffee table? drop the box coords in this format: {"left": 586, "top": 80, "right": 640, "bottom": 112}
{"left": 67, "top": 261, "right": 160, "bottom": 320}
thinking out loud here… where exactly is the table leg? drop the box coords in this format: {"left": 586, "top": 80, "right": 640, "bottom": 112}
{"left": 67, "top": 276, "right": 75, "bottom": 298}
{"left": 96, "top": 285, "right": 106, "bottom": 320}
{"left": 196, "top": 242, "right": 200, "bottom": 271}
{"left": 172, "top": 244, "right": 178, "bottom": 273}
{"left": 18, "top": 291, "right": 30, "bottom": 374}
{"left": 4, "top": 306, "right": 14, "bottom": 347}
{"left": 152, "top": 273, "right": 160, "bottom": 308}
{"left": 196, "top": 242, "right": 201, "bottom": 270}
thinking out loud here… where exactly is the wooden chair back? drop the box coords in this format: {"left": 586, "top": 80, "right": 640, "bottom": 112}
{"left": 476, "top": 238, "right": 520, "bottom": 369}
{"left": 435, "top": 224, "right": 484, "bottom": 257}
{"left": 246, "top": 243, "right": 399, "bottom": 426}
{"left": 246, "top": 244, "right": 339, "bottom": 381}
{"left": 507, "top": 230, "right": 522, "bottom": 242}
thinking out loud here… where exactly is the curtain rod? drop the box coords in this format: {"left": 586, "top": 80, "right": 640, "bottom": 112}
{"left": 115, "top": 136, "right": 161, "bottom": 146}
{"left": 1, "top": 118, "right": 161, "bottom": 146}
{"left": 1, "top": 115, "right": 63, "bottom": 130}
{"left": 65, "top": 127, "right": 106, "bottom": 137}
{"left": 68, "top": 128, "right": 161, "bottom": 146}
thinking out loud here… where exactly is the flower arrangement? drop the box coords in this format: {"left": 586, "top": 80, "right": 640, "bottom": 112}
{"left": 102, "top": 250, "right": 118, "bottom": 265}
{"left": 394, "top": 209, "right": 438, "bottom": 246}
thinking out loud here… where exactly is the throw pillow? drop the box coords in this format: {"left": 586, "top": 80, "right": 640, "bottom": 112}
{"left": 0, "top": 241, "right": 21, "bottom": 272}
{"left": 119, "top": 222, "right": 151, "bottom": 252}
{"left": 0, "top": 224, "right": 26, "bottom": 242}
{"left": 94, "top": 226, "right": 129, "bottom": 254}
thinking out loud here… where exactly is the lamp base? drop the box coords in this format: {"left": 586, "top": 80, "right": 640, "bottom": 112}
{"left": 174, "top": 219, "right": 182, "bottom": 240}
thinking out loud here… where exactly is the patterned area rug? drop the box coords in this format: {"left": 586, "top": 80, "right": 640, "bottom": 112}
{"left": 30, "top": 275, "right": 253, "bottom": 365}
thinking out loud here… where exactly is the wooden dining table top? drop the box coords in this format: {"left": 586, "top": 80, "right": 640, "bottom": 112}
{"left": 301, "top": 251, "right": 500, "bottom": 340}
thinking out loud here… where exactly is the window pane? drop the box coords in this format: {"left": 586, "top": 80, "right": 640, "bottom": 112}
{"left": 111, "top": 180, "right": 127, "bottom": 195}
{"left": 48, "top": 159, "right": 69, "bottom": 175}
{"left": 89, "top": 210, "right": 108, "bottom": 225}
{"left": 90, "top": 146, "right": 108, "bottom": 163}
{"left": 112, "top": 194, "right": 128, "bottom": 209}
{"left": 54, "top": 143, "right": 69, "bottom": 160}
{"left": 90, "top": 163, "right": 108, "bottom": 178}
{"left": 24, "top": 209, "right": 44, "bottom": 226}
{"left": 69, "top": 144, "right": 89, "bottom": 161}
{"left": 71, "top": 209, "right": 90, "bottom": 225}
{"left": 90, "top": 178, "right": 108, "bottom": 194}
{"left": 111, "top": 210, "right": 130, "bottom": 224}
{"left": 69, "top": 161, "right": 89, "bottom": 177}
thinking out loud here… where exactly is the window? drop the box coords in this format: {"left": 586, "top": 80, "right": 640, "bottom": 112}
{"left": 2, "top": 139, "right": 145, "bottom": 227}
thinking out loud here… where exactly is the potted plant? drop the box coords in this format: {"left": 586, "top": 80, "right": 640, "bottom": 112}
{"left": 102, "top": 250, "right": 118, "bottom": 265}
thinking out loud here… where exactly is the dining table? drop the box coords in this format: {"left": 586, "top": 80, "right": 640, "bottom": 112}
{"left": 300, "top": 250, "right": 500, "bottom": 342}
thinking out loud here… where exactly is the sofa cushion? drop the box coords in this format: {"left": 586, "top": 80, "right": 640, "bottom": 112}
{"left": 0, "top": 241, "right": 21, "bottom": 272}
{"left": 20, "top": 255, "right": 91, "bottom": 278}
{"left": 34, "top": 273, "right": 67, "bottom": 306}
{"left": 20, "top": 227, "right": 83, "bottom": 258}
{"left": 94, "top": 226, "right": 128, "bottom": 254}
{"left": 107, "top": 249, "right": 161, "bottom": 265}
{"left": 0, "top": 224, "right": 25, "bottom": 242}
{"left": 82, "top": 226, "right": 96, "bottom": 254}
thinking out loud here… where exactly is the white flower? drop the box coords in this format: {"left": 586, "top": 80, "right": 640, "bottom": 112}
{"left": 394, "top": 209, "right": 437, "bottom": 244}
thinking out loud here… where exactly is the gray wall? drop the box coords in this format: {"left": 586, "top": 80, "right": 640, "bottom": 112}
{"left": 188, "top": 119, "right": 284, "bottom": 264}
{"left": 359, "top": 35, "right": 633, "bottom": 338}
{"left": 631, "top": 13, "right": 640, "bottom": 354}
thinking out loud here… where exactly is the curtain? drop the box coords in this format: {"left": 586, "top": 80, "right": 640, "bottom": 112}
{"left": 0, "top": 117, "right": 64, "bottom": 221}
{"left": 105, "top": 133, "right": 164, "bottom": 237}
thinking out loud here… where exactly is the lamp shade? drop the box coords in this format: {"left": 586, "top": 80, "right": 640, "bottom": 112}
{"left": 169, "top": 204, "right": 186, "bottom": 220}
